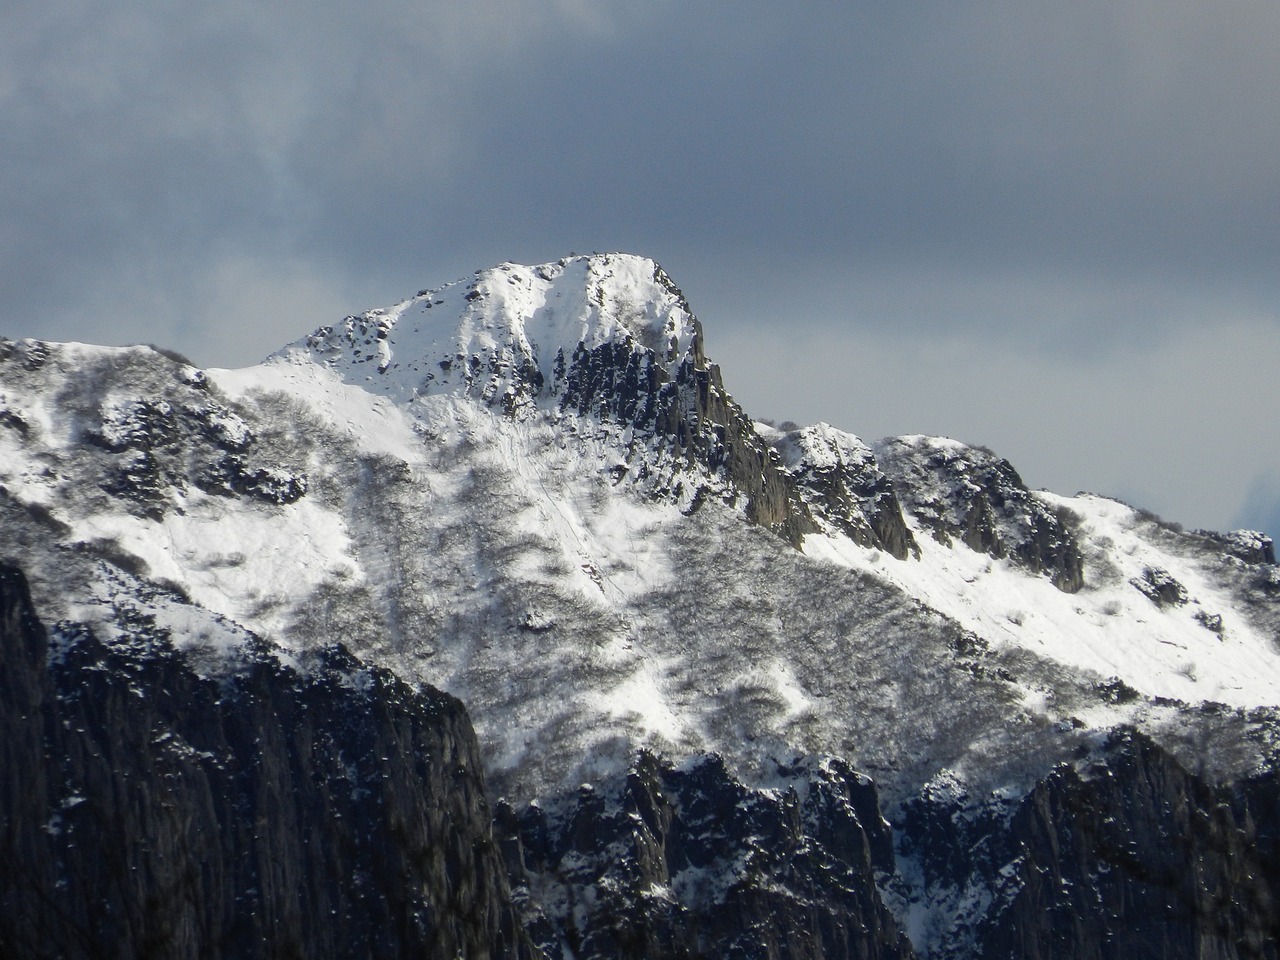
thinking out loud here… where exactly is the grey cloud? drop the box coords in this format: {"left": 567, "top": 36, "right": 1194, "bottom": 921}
{"left": 2, "top": 1, "right": 1278, "bottom": 530}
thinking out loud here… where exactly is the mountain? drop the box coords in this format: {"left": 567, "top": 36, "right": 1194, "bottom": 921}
{"left": 4, "top": 252, "right": 1280, "bottom": 958}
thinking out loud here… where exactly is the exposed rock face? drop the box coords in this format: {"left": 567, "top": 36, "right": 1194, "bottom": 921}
{"left": 1208, "top": 529, "right": 1277, "bottom": 567}
{"left": 897, "top": 730, "right": 1280, "bottom": 959}
{"left": 768, "top": 424, "right": 918, "bottom": 560}
{"left": 491, "top": 730, "right": 1280, "bottom": 960}
{"left": 8, "top": 552, "right": 1280, "bottom": 959}
{"left": 558, "top": 327, "right": 812, "bottom": 543}
{"left": 0, "top": 564, "right": 534, "bottom": 960}
{"left": 299, "top": 253, "right": 815, "bottom": 545}
{"left": 1232, "top": 533, "right": 1277, "bottom": 566}
{"left": 875, "top": 436, "right": 1084, "bottom": 592}
{"left": 0, "top": 343, "right": 308, "bottom": 524}
{"left": 496, "top": 753, "right": 915, "bottom": 960}
{"left": 983, "top": 730, "right": 1279, "bottom": 959}
{"left": 1132, "top": 565, "right": 1190, "bottom": 608}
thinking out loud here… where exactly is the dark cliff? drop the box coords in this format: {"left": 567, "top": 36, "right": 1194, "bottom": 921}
{"left": 556, "top": 313, "right": 813, "bottom": 545}
{"left": 496, "top": 752, "right": 916, "bottom": 960}
{"left": 876, "top": 437, "right": 1084, "bottom": 592}
{"left": 0, "top": 564, "right": 535, "bottom": 960}
{"left": 769, "top": 425, "right": 919, "bottom": 561}
{"left": 898, "top": 730, "right": 1280, "bottom": 959}
{"left": 8, "top": 555, "right": 1280, "bottom": 959}
{"left": 982, "top": 730, "right": 1279, "bottom": 958}
{"left": 496, "top": 732, "right": 1280, "bottom": 960}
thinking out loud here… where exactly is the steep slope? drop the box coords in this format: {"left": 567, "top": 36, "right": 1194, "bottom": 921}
{"left": 290, "top": 253, "right": 809, "bottom": 542}
{"left": 0, "top": 562, "right": 534, "bottom": 960}
{"left": 496, "top": 753, "right": 916, "bottom": 960}
{"left": 4, "top": 252, "right": 1280, "bottom": 957}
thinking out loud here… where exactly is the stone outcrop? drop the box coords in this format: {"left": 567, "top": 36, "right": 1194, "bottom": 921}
{"left": 496, "top": 753, "right": 915, "bottom": 960}
{"left": 8, "top": 555, "right": 1280, "bottom": 959}
{"left": 980, "top": 730, "right": 1279, "bottom": 958}
{"left": 558, "top": 323, "right": 813, "bottom": 544}
{"left": 0, "top": 563, "right": 534, "bottom": 960}
{"left": 898, "top": 730, "right": 1280, "bottom": 959}
{"left": 769, "top": 424, "right": 918, "bottom": 560}
{"left": 875, "top": 437, "right": 1085, "bottom": 592}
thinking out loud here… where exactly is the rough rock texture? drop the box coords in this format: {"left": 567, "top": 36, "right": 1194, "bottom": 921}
{"left": 768, "top": 424, "right": 918, "bottom": 560}
{"left": 558, "top": 326, "right": 813, "bottom": 543}
{"left": 299, "top": 255, "right": 814, "bottom": 545}
{"left": 1131, "top": 565, "right": 1190, "bottom": 608}
{"left": 8, "top": 549, "right": 1280, "bottom": 959}
{"left": 0, "top": 563, "right": 534, "bottom": 960}
{"left": 0, "top": 342, "right": 309, "bottom": 524}
{"left": 875, "top": 437, "right": 1084, "bottom": 592}
{"left": 1217, "top": 530, "right": 1278, "bottom": 567}
{"left": 898, "top": 730, "right": 1280, "bottom": 959}
{"left": 983, "top": 730, "right": 1279, "bottom": 958}
{"left": 496, "top": 752, "right": 916, "bottom": 960}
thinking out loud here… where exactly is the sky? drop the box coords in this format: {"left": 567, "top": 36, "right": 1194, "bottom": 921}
{"left": 4, "top": 1, "right": 1280, "bottom": 536}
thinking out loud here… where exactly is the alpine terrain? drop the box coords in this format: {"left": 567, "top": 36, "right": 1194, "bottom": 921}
{"left": 4, "top": 253, "right": 1280, "bottom": 958}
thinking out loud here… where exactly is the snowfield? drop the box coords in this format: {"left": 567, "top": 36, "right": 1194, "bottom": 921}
{"left": 808, "top": 487, "right": 1280, "bottom": 710}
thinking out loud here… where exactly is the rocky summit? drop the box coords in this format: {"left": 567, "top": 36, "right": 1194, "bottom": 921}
{"left": 4, "top": 253, "right": 1280, "bottom": 958}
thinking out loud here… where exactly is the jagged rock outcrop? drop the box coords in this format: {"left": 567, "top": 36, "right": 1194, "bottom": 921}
{"left": 767, "top": 423, "right": 918, "bottom": 560}
{"left": 982, "top": 730, "right": 1279, "bottom": 958}
{"left": 496, "top": 752, "right": 915, "bottom": 960}
{"left": 9, "top": 253, "right": 1280, "bottom": 960}
{"left": 875, "top": 436, "right": 1084, "bottom": 592}
{"left": 1131, "top": 565, "right": 1190, "bottom": 608}
{"left": 559, "top": 324, "right": 812, "bottom": 543}
{"left": 0, "top": 342, "right": 308, "bottom": 523}
{"left": 0, "top": 563, "right": 535, "bottom": 960}
{"left": 897, "top": 731, "right": 1280, "bottom": 959}
{"left": 298, "top": 253, "right": 814, "bottom": 544}
{"left": 1218, "top": 530, "right": 1278, "bottom": 567}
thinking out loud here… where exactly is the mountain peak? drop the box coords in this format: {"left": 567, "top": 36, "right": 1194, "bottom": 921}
{"left": 264, "top": 252, "right": 808, "bottom": 540}
{"left": 281, "top": 253, "right": 704, "bottom": 408}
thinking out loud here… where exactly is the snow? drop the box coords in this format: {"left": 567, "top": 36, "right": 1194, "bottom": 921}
{"left": 210, "top": 358, "right": 424, "bottom": 463}
{"left": 274, "top": 253, "right": 700, "bottom": 409}
{"left": 11, "top": 267, "right": 1280, "bottom": 960}
{"left": 5, "top": 253, "right": 1280, "bottom": 813}
{"left": 600, "top": 661, "right": 692, "bottom": 742}
{"left": 68, "top": 487, "right": 358, "bottom": 641}
{"left": 806, "top": 489, "right": 1280, "bottom": 709}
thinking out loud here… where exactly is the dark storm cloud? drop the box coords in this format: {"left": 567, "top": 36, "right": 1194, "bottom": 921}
{"left": 3, "top": 0, "right": 1279, "bottom": 530}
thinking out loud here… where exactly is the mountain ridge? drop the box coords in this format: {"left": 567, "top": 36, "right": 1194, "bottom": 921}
{"left": 5, "top": 252, "right": 1280, "bottom": 957}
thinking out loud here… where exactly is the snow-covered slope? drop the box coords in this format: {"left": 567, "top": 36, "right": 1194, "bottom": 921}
{"left": 2, "top": 253, "right": 1280, "bottom": 811}
{"left": 792, "top": 429, "right": 1280, "bottom": 710}
{"left": 287, "top": 254, "right": 700, "bottom": 407}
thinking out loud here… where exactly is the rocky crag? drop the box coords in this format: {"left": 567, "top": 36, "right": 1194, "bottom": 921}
{"left": 0, "top": 563, "right": 533, "bottom": 960}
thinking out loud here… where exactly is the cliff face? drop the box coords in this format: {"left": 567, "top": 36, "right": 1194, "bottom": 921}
{"left": 0, "top": 564, "right": 534, "bottom": 960}
{"left": 493, "top": 731, "right": 1280, "bottom": 959}
{"left": 896, "top": 730, "right": 1280, "bottom": 959}
{"left": 8, "top": 252, "right": 1280, "bottom": 959}
{"left": 558, "top": 328, "right": 812, "bottom": 544}
{"left": 8, "top": 555, "right": 1280, "bottom": 959}
{"left": 495, "top": 752, "right": 915, "bottom": 960}
{"left": 975, "top": 731, "right": 1279, "bottom": 960}
{"left": 767, "top": 423, "right": 919, "bottom": 560}
{"left": 875, "top": 436, "right": 1084, "bottom": 592}
{"left": 297, "top": 253, "right": 815, "bottom": 545}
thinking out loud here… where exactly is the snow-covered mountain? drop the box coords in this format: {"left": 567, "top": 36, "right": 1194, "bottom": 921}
{"left": 4, "top": 253, "right": 1280, "bottom": 958}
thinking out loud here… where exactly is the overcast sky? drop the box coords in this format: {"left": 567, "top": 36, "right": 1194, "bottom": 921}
{"left": 5, "top": 1, "right": 1280, "bottom": 536}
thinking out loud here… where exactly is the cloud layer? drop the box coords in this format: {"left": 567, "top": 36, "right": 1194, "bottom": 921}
{"left": 4, "top": 1, "right": 1278, "bottom": 532}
